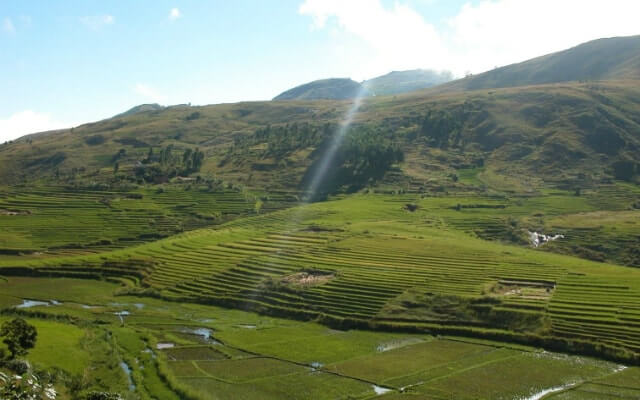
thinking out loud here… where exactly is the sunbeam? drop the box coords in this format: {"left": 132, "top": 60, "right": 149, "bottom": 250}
{"left": 302, "top": 85, "right": 369, "bottom": 201}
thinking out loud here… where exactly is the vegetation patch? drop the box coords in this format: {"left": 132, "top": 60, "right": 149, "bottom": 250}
{"left": 484, "top": 279, "right": 555, "bottom": 300}
{"left": 382, "top": 289, "right": 549, "bottom": 333}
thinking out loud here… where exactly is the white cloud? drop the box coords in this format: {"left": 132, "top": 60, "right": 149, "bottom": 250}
{"left": 447, "top": 0, "right": 640, "bottom": 75}
{"left": 80, "top": 15, "right": 115, "bottom": 30}
{"left": 2, "top": 17, "right": 15, "bottom": 34}
{"left": 169, "top": 8, "right": 181, "bottom": 21}
{"left": 134, "top": 83, "right": 168, "bottom": 104}
{"left": 299, "top": 0, "right": 448, "bottom": 79}
{"left": 0, "top": 111, "right": 76, "bottom": 142}
{"left": 300, "top": 0, "right": 640, "bottom": 78}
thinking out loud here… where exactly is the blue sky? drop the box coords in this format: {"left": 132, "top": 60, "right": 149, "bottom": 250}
{"left": 1, "top": 0, "right": 639, "bottom": 141}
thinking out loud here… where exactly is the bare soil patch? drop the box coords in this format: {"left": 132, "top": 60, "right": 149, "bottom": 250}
{"left": 282, "top": 271, "right": 335, "bottom": 287}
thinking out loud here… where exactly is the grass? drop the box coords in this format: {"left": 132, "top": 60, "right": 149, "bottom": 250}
{"left": 0, "top": 317, "right": 90, "bottom": 375}
{"left": 413, "top": 352, "right": 618, "bottom": 399}
{"left": 0, "top": 277, "right": 119, "bottom": 304}
{"left": 186, "top": 358, "right": 303, "bottom": 382}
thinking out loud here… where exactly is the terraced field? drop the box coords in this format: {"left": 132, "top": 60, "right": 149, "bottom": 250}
{"left": 0, "top": 184, "right": 296, "bottom": 256}
{"left": 1, "top": 277, "right": 639, "bottom": 399}
{"left": 3, "top": 187, "right": 639, "bottom": 364}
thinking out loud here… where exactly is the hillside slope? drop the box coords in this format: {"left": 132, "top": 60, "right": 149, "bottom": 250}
{"left": 1, "top": 81, "right": 638, "bottom": 193}
{"left": 273, "top": 78, "right": 364, "bottom": 100}
{"left": 431, "top": 35, "right": 640, "bottom": 93}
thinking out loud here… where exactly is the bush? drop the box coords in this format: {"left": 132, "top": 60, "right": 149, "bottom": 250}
{"left": 85, "top": 135, "right": 105, "bottom": 146}
{"left": 85, "top": 391, "right": 123, "bottom": 400}
{"left": 612, "top": 160, "right": 636, "bottom": 181}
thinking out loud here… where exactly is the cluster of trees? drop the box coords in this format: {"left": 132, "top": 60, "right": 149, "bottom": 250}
{"left": 302, "top": 126, "right": 404, "bottom": 198}
{"left": 144, "top": 145, "right": 204, "bottom": 172}
{"left": 416, "top": 109, "right": 464, "bottom": 148}
{"left": 612, "top": 159, "right": 638, "bottom": 181}
{"left": 132, "top": 145, "right": 205, "bottom": 183}
{"left": 231, "top": 122, "right": 335, "bottom": 159}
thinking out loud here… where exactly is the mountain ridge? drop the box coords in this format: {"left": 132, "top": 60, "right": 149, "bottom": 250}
{"left": 428, "top": 35, "right": 640, "bottom": 94}
{"left": 273, "top": 69, "right": 453, "bottom": 100}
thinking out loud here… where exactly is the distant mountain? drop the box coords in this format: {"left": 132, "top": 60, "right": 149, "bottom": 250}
{"left": 363, "top": 69, "right": 453, "bottom": 96}
{"left": 114, "top": 103, "right": 165, "bottom": 118}
{"left": 273, "top": 69, "right": 454, "bottom": 100}
{"left": 273, "top": 78, "right": 364, "bottom": 101}
{"left": 431, "top": 35, "right": 640, "bottom": 94}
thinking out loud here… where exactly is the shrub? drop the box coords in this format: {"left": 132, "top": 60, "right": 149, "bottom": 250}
{"left": 85, "top": 135, "right": 105, "bottom": 146}
{"left": 85, "top": 391, "right": 123, "bottom": 400}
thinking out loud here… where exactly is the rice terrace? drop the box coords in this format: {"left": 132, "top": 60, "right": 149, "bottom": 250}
{"left": 2, "top": 2, "right": 640, "bottom": 399}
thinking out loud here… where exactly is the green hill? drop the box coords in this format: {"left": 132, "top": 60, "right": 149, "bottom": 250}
{"left": 431, "top": 35, "right": 640, "bottom": 94}
{"left": 363, "top": 69, "right": 453, "bottom": 96}
{"left": 2, "top": 81, "right": 639, "bottom": 192}
{"left": 273, "top": 78, "right": 364, "bottom": 100}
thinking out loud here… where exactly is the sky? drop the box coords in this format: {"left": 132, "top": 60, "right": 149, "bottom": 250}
{"left": 1, "top": 0, "right": 639, "bottom": 142}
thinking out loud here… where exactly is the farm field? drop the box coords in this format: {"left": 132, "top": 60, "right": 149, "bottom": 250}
{"left": 1, "top": 182, "right": 640, "bottom": 361}
{"left": 0, "top": 184, "right": 296, "bottom": 257}
{"left": 1, "top": 276, "right": 639, "bottom": 399}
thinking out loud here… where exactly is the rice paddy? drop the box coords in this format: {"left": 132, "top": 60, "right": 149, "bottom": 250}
{"left": 1, "top": 181, "right": 639, "bottom": 398}
{"left": 1, "top": 276, "right": 639, "bottom": 399}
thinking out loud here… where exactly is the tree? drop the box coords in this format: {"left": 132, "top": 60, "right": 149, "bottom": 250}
{"left": 143, "top": 147, "right": 154, "bottom": 164}
{"left": 0, "top": 318, "right": 37, "bottom": 359}
{"left": 612, "top": 160, "right": 636, "bottom": 181}
{"left": 254, "top": 199, "right": 263, "bottom": 214}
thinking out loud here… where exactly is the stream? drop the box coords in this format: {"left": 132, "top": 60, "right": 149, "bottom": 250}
{"left": 119, "top": 361, "right": 136, "bottom": 391}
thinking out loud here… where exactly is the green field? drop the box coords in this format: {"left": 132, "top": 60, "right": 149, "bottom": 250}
{"left": 1, "top": 276, "right": 639, "bottom": 400}
{"left": 1, "top": 179, "right": 639, "bottom": 399}
{"left": 3, "top": 186, "right": 639, "bottom": 359}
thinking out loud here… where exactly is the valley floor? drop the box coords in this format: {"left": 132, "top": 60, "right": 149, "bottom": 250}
{"left": 1, "top": 277, "right": 639, "bottom": 400}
